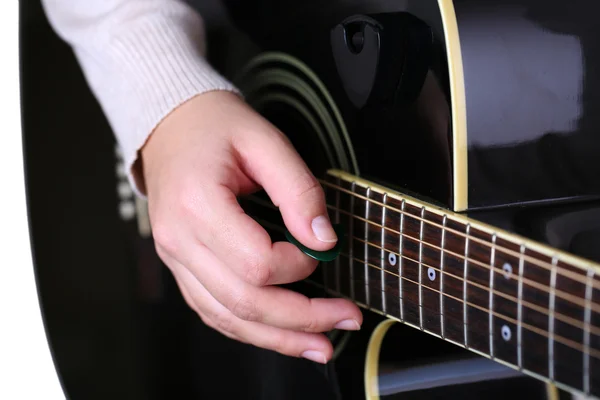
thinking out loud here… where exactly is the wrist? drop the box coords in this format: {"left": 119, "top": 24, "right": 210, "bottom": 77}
{"left": 135, "top": 90, "right": 244, "bottom": 197}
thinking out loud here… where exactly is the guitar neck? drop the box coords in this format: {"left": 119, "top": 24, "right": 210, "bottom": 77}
{"left": 318, "top": 169, "right": 600, "bottom": 398}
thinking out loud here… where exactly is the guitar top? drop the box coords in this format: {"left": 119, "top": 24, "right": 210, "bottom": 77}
{"left": 219, "top": 0, "right": 600, "bottom": 398}
{"left": 19, "top": 0, "right": 600, "bottom": 399}
{"left": 221, "top": 0, "right": 600, "bottom": 208}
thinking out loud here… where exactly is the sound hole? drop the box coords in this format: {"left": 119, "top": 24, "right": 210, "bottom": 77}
{"left": 234, "top": 52, "right": 358, "bottom": 175}
{"left": 234, "top": 52, "right": 355, "bottom": 304}
{"left": 374, "top": 324, "right": 551, "bottom": 399}
{"left": 261, "top": 103, "right": 330, "bottom": 176}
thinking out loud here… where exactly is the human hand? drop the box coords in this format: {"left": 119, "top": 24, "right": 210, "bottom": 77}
{"left": 138, "top": 91, "right": 362, "bottom": 364}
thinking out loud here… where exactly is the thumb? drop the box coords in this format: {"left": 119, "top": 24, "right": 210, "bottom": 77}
{"left": 235, "top": 126, "right": 337, "bottom": 252}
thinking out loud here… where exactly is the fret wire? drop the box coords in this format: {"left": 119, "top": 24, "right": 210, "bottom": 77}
{"left": 349, "top": 182, "right": 356, "bottom": 301}
{"left": 349, "top": 234, "right": 600, "bottom": 334}
{"left": 334, "top": 177, "right": 341, "bottom": 294}
{"left": 245, "top": 207, "right": 598, "bottom": 360}
{"left": 246, "top": 211, "right": 600, "bottom": 367}
{"left": 399, "top": 200, "right": 406, "bottom": 322}
{"left": 365, "top": 224, "right": 600, "bottom": 337}
{"left": 364, "top": 187, "right": 371, "bottom": 307}
{"left": 338, "top": 251, "right": 600, "bottom": 360}
{"left": 440, "top": 215, "right": 447, "bottom": 338}
{"left": 517, "top": 244, "right": 526, "bottom": 370}
{"left": 247, "top": 215, "right": 600, "bottom": 373}
{"left": 304, "top": 278, "right": 470, "bottom": 337}
{"left": 319, "top": 180, "right": 599, "bottom": 289}
{"left": 381, "top": 194, "right": 388, "bottom": 314}
{"left": 304, "top": 276, "right": 600, "bottom": 400}
{"left": 548, "top": 255, "right": 558, "bottom": 382}
{"left": 248, "top": 202, "right": 598, "bottom": 338}
{"left": 243, "top": 196, "right": 600, "bottom": 333}
{"left": 489, "top": 233, "right": 497, "bottom": 358}
{"left": 304, "top": 279, "right": 592, "bottom": 392}
{"left": 325, "top": 204, "right": 595, "bottom": 313}
{"left": 245, "top": 192, "right": 597, "bottom": 311}
{"left": 419, "top": 207, "right": 425, "bottom": 331}
{"left": 584, "top": 269, "right": 594, "bottom": 394}
{"left": 464, "top": 224, "right": 471, "bottom": 348}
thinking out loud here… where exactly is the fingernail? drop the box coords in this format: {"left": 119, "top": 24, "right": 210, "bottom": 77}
{"left": 334, "top": 319, "right": 361, "bottom": 330}
{"left": 301, "top": 350, "right": 327, "bottom": 364}
{"left": 311, "top": 215, "right": 337, "bottom": 243}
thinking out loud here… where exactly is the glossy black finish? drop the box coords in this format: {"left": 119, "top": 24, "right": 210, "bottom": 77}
{"left": 19, "top": 2, "right": 351, "bottom": 399}
{"left": 457, "top": 0, "right": 600, "bottom": 208}
{"left": 20, "top": 0, "right": 600, "bottom": 399}
{"left": 20, "top": 3, "right": 151, "bottom": 398}
{"left": 221, "top": 0, "right": 454, "bottom": 208}
{"left": 214, "top": 1, "right": 600, "bottom": 396}
{"left": 216, "top": 0, "right": 600, "bottom": 259}
{"left": 220, "top": 0, "right": 600, "bottom": 210}
{"left": 468, "top": 200, "right": 600, "bottom": 264}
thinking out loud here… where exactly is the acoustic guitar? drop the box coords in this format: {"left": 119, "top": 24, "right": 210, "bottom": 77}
{"left": 185, "top": 0, "right": 598, "bottom": 398}
{"left": 18, "top": 0, "right": 600, "bottom": 399}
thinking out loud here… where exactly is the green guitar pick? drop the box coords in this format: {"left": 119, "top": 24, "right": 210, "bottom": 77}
{"left": 285, "top": 223, "right": 346, "bottom": 262}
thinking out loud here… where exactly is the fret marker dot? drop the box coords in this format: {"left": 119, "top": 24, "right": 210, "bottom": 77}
{"left": 501, "top": 325, "right": 512, "bottom": 342}
{"left": 427, "top": 267, "right": 436, "bottom": 281}
{"left": 388, "top": 253, "right": 397, "bottom": 266}
{"left": 503, "top": 263, "right": 513, "bottom": 279}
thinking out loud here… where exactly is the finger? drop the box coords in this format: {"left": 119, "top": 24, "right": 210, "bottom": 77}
{"left": 167, "top": 254, "right": 246, "bottom": 343}
{"left": 197, "top": 186, "right": 319, "bottom": 286}
{"left": 232, "top": 120, "right": 337, "bottom": 252}
{"left": 180, "top": 241, "right": 363, "bottom": 333}
{"left": 224, "top": 307, "right": 333, "bottom": 363}
{"left": 174, "top": 260, "right": 333, "bottom": 363}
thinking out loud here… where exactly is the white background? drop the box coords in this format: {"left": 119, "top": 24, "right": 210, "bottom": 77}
{"left": 0, "top": 1, "right": 65, "bottom": 398}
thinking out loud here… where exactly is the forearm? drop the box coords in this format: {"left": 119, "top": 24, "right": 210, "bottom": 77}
{"left": 41, "top": 0, "right": 238, "bottom": 195}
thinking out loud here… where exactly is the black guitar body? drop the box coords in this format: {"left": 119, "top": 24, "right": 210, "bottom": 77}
{"left": 212, "top": 1, "right": 600, "bottom": 398}
{"left": 209, "top": 0, "right": 600, "bottom": 398}
{"left": 19, "top": 0, "right": 600, "bottom": 399}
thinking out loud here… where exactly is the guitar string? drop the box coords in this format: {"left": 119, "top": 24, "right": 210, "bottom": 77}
{"left": 248, "top": 195, "right": 600, "bottom": 335}
{"left": 348, "top": 234, "right": 600, "bottom": 337}
{"left": 321, "top": 178, "right": 599, "bottom": 290}
{"left": 301, "top": 276, "right": 591, "bottom": 371}
{"left": 335, "top": 251, "right": 599, "bottom": 359}
{"left": 250, "top": 212, "right": 599, "bottom": 360}
{"left": 326, "top": 204, "right": 598, "bottom": 314}
{"left": 244, "top": 196, "right": 597, "bottom": 330}
{"left": 242, "top": 195, "right": 599, "bottom": 315}
{"left": 319, "top": 179, "right": 600, "bottom": 291}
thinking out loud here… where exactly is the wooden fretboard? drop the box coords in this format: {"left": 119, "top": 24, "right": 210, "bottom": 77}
{"left": 315, "top": 169, "right": 600, "bottom": 399}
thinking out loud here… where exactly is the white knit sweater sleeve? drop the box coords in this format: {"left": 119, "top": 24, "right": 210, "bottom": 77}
{"left": 41, "top": 0, "right": 239, "bottom": 195}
